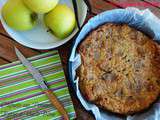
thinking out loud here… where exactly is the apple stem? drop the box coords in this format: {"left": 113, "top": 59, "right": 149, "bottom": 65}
{"left": 47, "top": 29, "right": 54, "bottom": 34}
{"left": 31, "top": 13, "right": 38, "bottom": 22}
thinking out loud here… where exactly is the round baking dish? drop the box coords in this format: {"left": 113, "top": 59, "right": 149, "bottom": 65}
{"left": 68, "top": 8, "right": 160, "bottom": 120}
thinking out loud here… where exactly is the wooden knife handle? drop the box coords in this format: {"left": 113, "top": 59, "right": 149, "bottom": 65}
{"left": 44, "top": 89, "right": 69, "bottom": 120}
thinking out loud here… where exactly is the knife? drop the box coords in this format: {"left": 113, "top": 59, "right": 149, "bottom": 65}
{"left": 14, "top": 47, "right": 69, "bottom": 120}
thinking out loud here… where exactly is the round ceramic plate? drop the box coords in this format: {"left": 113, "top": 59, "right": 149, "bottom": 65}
{"left": 0, "top": 0, "right": 87, "bottom": 49}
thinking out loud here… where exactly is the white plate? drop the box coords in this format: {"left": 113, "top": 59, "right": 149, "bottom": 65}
{"left": 0, "top": 0, "right": 87, "bottom": 49}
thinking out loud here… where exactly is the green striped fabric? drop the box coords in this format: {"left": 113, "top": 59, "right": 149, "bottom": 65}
{"left": 0, "top": 51, "right": 76, "bottom": 120}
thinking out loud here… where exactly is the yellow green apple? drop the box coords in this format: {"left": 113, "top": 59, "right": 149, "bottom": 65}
{"left": 44, "top": 4, "right": 76, "bottom": 39}
{"left": 23, "top": 0, "right": 59, "bottom": 14}
{"left": 2, "top": 0, "right": 37, "bottom": 31}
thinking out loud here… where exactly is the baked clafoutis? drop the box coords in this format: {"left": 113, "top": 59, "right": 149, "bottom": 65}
{"left": 77, "top": 23, "right": 160, "bottom": 115}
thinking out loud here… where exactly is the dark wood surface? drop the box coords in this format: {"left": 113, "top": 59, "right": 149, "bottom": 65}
{"left": 0, "top": 0, "right": 160, "bottom": 119}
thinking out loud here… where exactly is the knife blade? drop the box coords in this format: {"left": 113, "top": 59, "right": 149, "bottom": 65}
{"left": 15, "top": 47, "right": 69, "bottom": 120}
{"left": 15, "top": 47, "right": 48, "bottom": 90}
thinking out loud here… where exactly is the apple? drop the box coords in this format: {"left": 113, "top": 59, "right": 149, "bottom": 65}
{"left": 44, "top": 4, "right": 76, "bottom": 39}
{"left": 2, "top": 0, "right": 37, "bottom": 31}
{"left": 23, "top": 0, "right": 59, "bottom": 14}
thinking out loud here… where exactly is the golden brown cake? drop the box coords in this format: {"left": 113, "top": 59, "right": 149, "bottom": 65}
{"left": 77, "top": 23, "right": 160, "bottom": 115}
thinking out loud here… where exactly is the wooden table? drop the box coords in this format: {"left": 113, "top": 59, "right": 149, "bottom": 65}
{"left": 0, "top": 0, "right": 160, "bottom": 119}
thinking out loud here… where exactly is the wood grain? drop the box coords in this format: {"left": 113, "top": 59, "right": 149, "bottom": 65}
{"left": 88, "top": 0, "right": 118, "bottom": 14}
{"left": 106, "top": 0, "right": 160, "bottom": 17}
{"left": 0, "top": 24, "right": 40, "bottom": 62}
{"left": 0, "top": 58, "right": 9, "bottom": 65}
{"left": 0, "top": 0, "right": 159, "bottom": 120}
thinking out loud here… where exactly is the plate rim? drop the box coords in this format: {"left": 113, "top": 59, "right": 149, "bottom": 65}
{"left": 0, "top": 0, "right": 88, "bottom": 50}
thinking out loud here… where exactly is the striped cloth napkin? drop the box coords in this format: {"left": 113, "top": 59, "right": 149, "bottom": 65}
{"left": 0, "top": 51, "right": 76, "bottom": 120}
